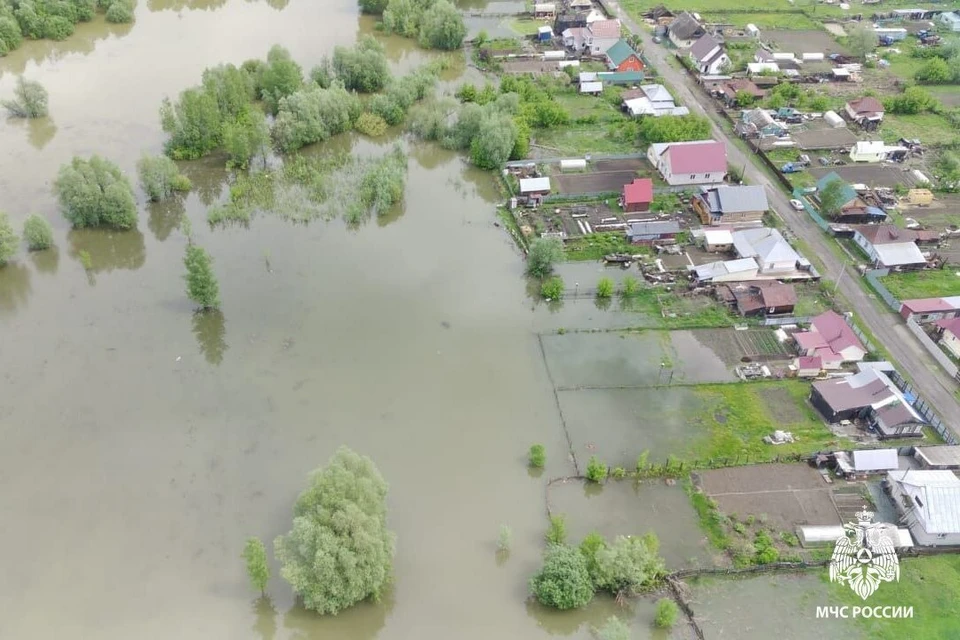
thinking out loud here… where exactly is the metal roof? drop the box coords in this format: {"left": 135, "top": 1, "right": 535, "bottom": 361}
{"left": 915, "top": 446, "right": 960, "bottom": 468}
{"left": 689, "top": 34, "right": 721, "bottom": 62}
{"left": 640, "top": 84, "right": 674, "bottom": 104}
{"left": 519, "top": 177, "right": 551, "bottom": 193}
{"left": 852, "top": 449, "right": 899, "bottom": 471}
{"left": 873, "top": 242, "right": 926, "bottom": 267}
{"left": 715, "top": 185, "right": 768, "bottom": 213}
{"left": 703, "top": 229, "right": 733, "bottom": 244}
{"left": 888, "top": 470, "right": 960, "bottom": 534}
{"left": 733, "top": 227, "right": 799, "bottom": 265}
{"left": 580, "top": 81, "right": 604, "bottom": 93}
{"left": 694, "top": 258, "right": 758, "bottom": 280}
{"left": 628, "top": 220, "right": 680, "bottom": 236}
{"left": 605, "top": 39, "right": 638, "bottom": 65}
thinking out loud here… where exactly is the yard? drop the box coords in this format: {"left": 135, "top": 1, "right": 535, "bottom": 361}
{"left": 550, "top": 157, "right": 657, "bottom": 196}
{"left": 881, "top": 268, "right": 960, "bottom": 300}
{"left": 531, "top": 123, "right": 639, "bottom": 157}
{"left": 880, "top": 112, "right": 960, "bottom": 146}
{"left": 809, "top": 164, "right": 922, "bottom": 190}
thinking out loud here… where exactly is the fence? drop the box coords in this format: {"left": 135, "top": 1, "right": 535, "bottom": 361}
{"left": 887, "top": 370, "right": 959, "bottom": 445}
{"left": 841, "top": 312, "right": 879, "bottom": 356}
{"left": 504, "top": 152, "right": 648, "bottom": 167}
{"left": 791, "top": 189, "right": 831, "bottom": 232}
{"left": 906, "top": 316, "right": 960, "bottom": 379}
{"left": 864, "top": 268, "right": 901, "bottom": 312}
{"left": 762, "top": 316, "right": 811, "bottom": 326}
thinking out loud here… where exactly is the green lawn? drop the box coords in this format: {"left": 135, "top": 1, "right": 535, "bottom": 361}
{"left": 880, "top": 112, "right": 960, "bottom": 146}
{"left": 532, "top": 123, "right": 639, "bottom": 156}
{"left": 564, "top": 232, "right": 637, "bottom": 261}
{"left": 698, "top": 11, "right": 822, "bottom": 30}
{"left": 829, "top": 555, "right": 960, "bottom": 640}
{"left": 881, "top": 269, "right": 960, "bottom": 300}
{"left": 553, "top": 93, "right": 620, "bottom": 120}
{"left": 507, "top": 18, "right": 543, "bottom": 36}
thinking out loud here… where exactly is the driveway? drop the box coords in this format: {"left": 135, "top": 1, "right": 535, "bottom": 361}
{"left": 605, "top": 0, "right": 960, "bottom": 435}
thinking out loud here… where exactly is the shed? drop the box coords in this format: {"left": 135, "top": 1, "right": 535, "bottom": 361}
{"left": 745, "top": 23, "right": 760, "bottom": 38}
{"left": 853, "top": 448, "right": 899, "bottom": 472}
{"left": 772, "top": 52, "right": 795, "bottom": 61}
{"left": 533, "top": 3, "right": 556, "bottom": 18}
{"left": 543, "top": 50, "right": 566, "bottom": 60}
{"left": 747, "top": 62, "right": 779, "bottom": 75}
{"left": 823, "top": 110, "right": 845, "bottom": 128}
{"left": 798, "top": 525, "right": 912, "bottom": 548}
{"left": 907, "top": 189, "right": 933, "bottom": 205}
{"left": 795, "top": 355, "right": 822, "bottom": 378}
{"left": 703, "top": 229, "right": 733, "bottom": 251}
{"left": 621, "top": 178, "right": 654, "bottom": 213}
{"left": 627, "top": 220, "right": 680, "bottom": 244}
{"left": 580, "top": 81, "right": 603, "bottom": 95}
{"left": 537, "top": 26, "right": 553, "bottom": 42}
{"left": 915, "top": 446, "right": 960, "bottom": 470}
{"left": 560, "top": 159, "right": 587, "bottom": 172}
{"left": 519, "top": 177, "right": 551, "bottom": 196}
{"left": 802, "top": 52, "right": 824, "bottom": 61}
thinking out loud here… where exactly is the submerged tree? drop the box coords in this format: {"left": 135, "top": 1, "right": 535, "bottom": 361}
{"left": 2, "top": 77, "right": 48, "bottom": 118}
{"left": 529, "top": 544, "right": 595, "bottom": 610}
{"left": 242, "top": 537, "right": 270, "bottom": 596}
{"left": 332, "top": 36, "right": 390, "bottom": 93}
{"left": 274, "top": 447, "right": 396, "bottom": 615}
{"left": 137, "top": 154, "right": 192, "bottom": 201}
{"left": 0, "top": 212, "right": 19, "bottom": 266}
{"left": 358, "top": 0, "right": 389, "bottom": 14}
{"left": 22, "top": 214, "right": 54, "bottom": 251}
{"left": 161, "top": 87, "right": 223, "bottom": 159}
{"left": 258, "top": 45, "right": 303, "bottom": 115}
{"left": 54, "top": 155, "right": 138, "bottom": 229}
{"left": 183, "top": 244, "right": 220, "bottom": 310}
{"left": 223, "top": 110, "right": 270, "bottom": 169}
{"left": 418, "top": 0, "right": 466, "bottom": 51}
{"left": 592, "top": 534, "right": 665, "bottom": 599}
{"left": 526, "top": 237, "right": 563, "bottom": 278}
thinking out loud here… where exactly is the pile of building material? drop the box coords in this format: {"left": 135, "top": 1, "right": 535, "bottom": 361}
{"left": 763, "top": 430, "right": 795, "bottom": 445}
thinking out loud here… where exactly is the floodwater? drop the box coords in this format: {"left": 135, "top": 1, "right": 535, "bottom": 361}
{"left": 0, "top": 1, "right": 590, "bottom": 639}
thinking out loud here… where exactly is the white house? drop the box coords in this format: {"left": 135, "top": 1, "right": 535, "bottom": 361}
{"left": 688, "top": 34, "right": 730, "bottom": 75}
{"left": 647, "top": 140, "right": 727, "bottom": 186}
{"left": 887, "top": 470, "right": 960, "bottom": 546}
{"left": 732, "top": 227, "right": 802, "bottom": 275}
{"left": 850, "top": 140, "right": 886, "bottom": 163}
{"left": 584, "top": 19, "right": 621, "bottom": 56}
{"left": 940, "top": 11, "right": 960, "bottom": 32}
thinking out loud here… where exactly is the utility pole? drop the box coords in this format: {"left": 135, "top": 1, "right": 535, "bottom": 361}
{"left": 834, "top": 260, "right": 848, "bottom": 295}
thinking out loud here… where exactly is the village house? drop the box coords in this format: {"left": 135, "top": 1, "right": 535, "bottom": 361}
{"left": 605, "top": 39, "right": 644, "bottom": 72}
{"left": 518, "top": 177, "right": 551, "bottom": 197}
{"left": 899, "top": 297, "right": 960, "bottom": 323}
{"left": 935, "top": 317, "right": 960, "bottom": 360}
{"left": 580, "top": 80, "right": 603, "bottom": 95}
{"left": 914, "top": 445, "right": 960, "bottom": 471}
{"left": 693, "top": 185, "right": 768, "bottom": 225}
{"left": 833, "top": 449, "right": 900, "bottom": 480}
{"left": 887, "top": 470, "right": 960, "bottom": 546}
{"left": 621, "top": 178, "right": 653, "bottom": 212}
{"left": 793, "top": 355, "right": 823, "bottom": 378}
{"left": 569, "top": 0, "right": 593, "bottom": 9}
{"left": 598, "top": 70, "right": 645, "bottom": 85}
{"left": 815, "top": 173, "right": 886, "bottom": 224}
{"left": 667, "top": 11, "right": 704, "bottom": 48}
{"left": 844, "top": 96, "right": 885, "bottom": 130}
{"left": 627, "top": 220, "right": 680, "bottom": 244}
{"left": 795, "top": 310, "right": 866, "bottom": 368}
{"left": 715, "top": 79, "right": 765, "bottom": 107}
{"left": 688, "top": 34, "right": 730, "bottom": 75}
{"left": 533, "top": 2, "right": 556, "bottom": 18}
{"left": 735, "top": 109, "right": 785, "bottom": 138}
{"left": 732, "top": 227, "right": 806, "bottom": 275}
{"left": 584, "top": 19, "right": 621, "bottom": 55}
{"left": 849, "top": 140, "right": 908, "bottom": 163}
{"left": 648, "top": 140, "right": 727, "bottom": 186}
{"left": 622, "top": 84, "right": 688, "bottom": 117}
{"left": 810, "top": 368, "right": 926, "bottom": 438}
{"left": 719, "top": 281, "right": 797, "bottom": 317}
{"left": 851, "top": 224, "right": 933, "bottom": 270}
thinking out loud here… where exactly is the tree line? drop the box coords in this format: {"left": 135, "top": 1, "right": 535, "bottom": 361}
{"left": 0, "top": 0, "right": 133, "bottom": 54}
{"left": 359, "top": 0, "right": 466, "bottom": 51}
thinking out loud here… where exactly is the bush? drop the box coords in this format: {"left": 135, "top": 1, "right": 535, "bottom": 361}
{"left": 732, "top": 522, "right": 747, "bottom": 535}
{"left": 272, "top": 83, "right": 360, "bottom": 152}
{"left": 915, "top": 57, "right": 952, "bottom": 85}
{"left": 2, "top": 77, "right": 48, "bottom": 118}
{"left": 593, "top": 616, "right": 630, "bottom": 640}
{"left": 160, "top": 87, "right": 223, "bottom": 159}
{"left": 183, "top": 244, "right": 220, "bottom": 310}
{"left": 611, "top": 467, "right": 626, "bottom": 480}
{"left": 0, "top": 17, "right": 24, "bottom": 53}
{"left": 54, "top": 155, "right": 137, "bottom": 229}
{"left": 497, "top": 524, "right": 512, "bottom": 552}
{"left": 470, "top": 112, "right": 517, "bottom": 169}
{"left": 546, "top": 514, "right": 567, "bottom": 546}
{"left": 347, "top": 146, "right": 408, "bottom": 222}
{"left": 540, "top": 277, "right": 564, "bottom": 300}
{"left": 579, "top": 531, "right": 606, "bottom": 582}
{"left": 137, "top": 155, "right": 191, "bottom": 201}
{"left": 104, "top": 0, "right": 134, "bottom": 23}
{"left": 635, "top": 450, "right": 649, "bottom": 472}
{"left": 418, "top": 0, "right": 466, "bottom": 51}
{"left": 333, "top": 36, "right": 390, "bottom": 93}
{"left": 596, "top": 277, "right": 613, "bottom": 299}
{"left": 585, "top": 456, "right": 608, "bottom": 483}
{"left": 655, "top": 598, "right": 679, "bottom": 629}
{"left": 275, "top": 447, "right": 395, "bottom": 614}
{"left": 223, "top": 110, "right": 270, "bottom": 169}
{"left": 528, "top": 444, "right": 546, "bottom": 468}
{"left": 885, "top": 86, "right": 939, "bottom": 115}
{"left": 621, "top": 276, "right": 639, "bottom": 298}
{"left": 527, "top": 236, "right": 563, "bottom": 278}
{"left": 529, "top": 544, "right": 595, "bottom": 610}
{"left": 354, "top": 112, "right": 388, "bottom": 137}
{"left": 592, "top": 533, "right": 665, "bottom": 597}
{"left": 0, "top": 212, "right": 18, "bottom": 266}
{"left": 259, "top": 45, "right": 303, "bottom": 115}
{"left": 22, "top": 214, "right": 53, "bottom": 251}
{"left": 358, "top": 0, "right": 389, "bottom": 14}
{"left": 42, "top": 15, "right": 74, "bottom": 40}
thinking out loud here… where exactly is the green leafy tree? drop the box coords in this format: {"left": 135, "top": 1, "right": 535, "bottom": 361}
{"left": 243, "top": 537, "right": 270, "bottom": 596}
{"left": 734, "top": 90, "right": 755, "bottom": 108}
{"left": 137, "top": 154, "right": 191, "bottom": 201}
{"left": 223, "top": 110, "right": 271, "bottom": 169}
{"left": 104, "top": 0, "right": 134, "bottom": 23}
{"left": 529, "top": 544, "right": 595, "bottom": 610}
{"left": 274, "top": 447, "right": 396, "bottom": 615}
{"left": 540, "top": 276, "right": 564, "bottom": 300}
{"left": 592, "top": 534, "right": 665, "bottom": 597}
{"left": 596, "top": 277, "right": 613, "bottom": 299}
{"left": 847, "top": 26, "right": 876, "bottom": 60}
{"left": 310, "top": 56, "right": 335, "bottom": 88}
{"left": 546, "top": 514, "right": 567, "bottom": 546}
{"left": 0, "top": 212, "right": 18, "bottom": 266}
{"left": 161, "top": 87, "right": 223, "bottom": 159}
{"left": 418, "top": 0, "right": 466, "bottom": 51}
{"left": 354, "top": 112, "right": 388, "bottom": 137}
{"left": 54, "top": 155, "right": 137, "bottom": 229}
{"left": 358, "top": 0, "right": 389, "bottom": 14}
{"left": 655, "top": 598, "right": 679, "bottom": 629}
{"left": 333, "top": 36, "right": 390, "bottom": 93}
{"left": 526, "top": 237, "right": 563, "bottom": 278}
{"left": 202, "top": 64, "right": 256, "bottom": 120}
{"left": 22, "top": 214, "right": 54, "bottom": 251}
{"left": 585, "top": 456, "right": 608, "bottom": 483}
{"left": 2, "top": 76, "right": 48, "bottom": 118}
{"left": 0, "top": 16, "right": 25, "bottom": 54}
{"left": 579, "top": 532, "right": 607, "bottom": 583}
{"left": 259, "top": 45, "right": 303, "bottom": 115}
{"left": 350, "top": 146, "right": 408, "bottom": 222}
{"left": 637, "top": 114, "right": 711, "bottom": 144}
{"left": 528, "top": 444, "right": 546, "bottom": 468}
{"left": 807, "top": 95, "right": 829, "bottom": 111}
{"left": 272, "top": 83, "right": 360, "bottom": 152}
{"left": 885, "top": 86, "right": 939, "bottom": 115}
{"left": 383, "top": 0, "right": 430, "bottom": 38}
{"left": 470, "top": 112, "right": 517, "bottom": 169}
{"left": 816, "top": 177, "right": 848, "bottom": 218}
{"left": 915, "top": 58, "right": 952, "bottom": 84}
{"left": 593, "top": 616, "right": 630, "bottom": 640}
{"left": 183, "top": 244, "right": 220, "bottom": 310}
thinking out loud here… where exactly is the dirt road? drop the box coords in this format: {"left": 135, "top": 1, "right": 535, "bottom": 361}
{"left": 606, "top": 0, "right": 960, "bottom": 435}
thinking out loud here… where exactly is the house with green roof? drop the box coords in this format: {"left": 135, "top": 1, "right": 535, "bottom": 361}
{"left": 605, "top": 39, "right": 644, "bottom": 73}
{"left": 596, "top": 70, "right": 645, "bottom": 86}
{"left": 815, "top": 172, "right": 885, "bottom": 224}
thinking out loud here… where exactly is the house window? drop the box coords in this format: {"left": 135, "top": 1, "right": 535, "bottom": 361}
{"left": 689, "top": 174, "right": 696, "bottom": 180}
{"left": 916, "top": 496, "right": 924, "bottom": 508}
{"left": 938, "top": 533, "right": 947, "bottom": 539}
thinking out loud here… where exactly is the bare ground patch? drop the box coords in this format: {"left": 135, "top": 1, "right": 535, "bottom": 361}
{"left": 761, "top": 29, "right": 849, "bottom": 57}
{"left": 809, "top": 164, "right": 921, "bottom": 189}
{"left": 763, "top": 387, "right": 807, "bottom": 424}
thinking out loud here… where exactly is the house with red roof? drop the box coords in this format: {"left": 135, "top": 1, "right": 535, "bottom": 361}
{"left": 621, "top": 178, "right": 653, "bottom": 212}
{"left": 794, "top": 310, "right": 867, "bottom": 369}
{"left": 794, "top": 355, "right": 823, "bottom": 378}
{"left": 936, "top": 318, "right": 960, "bottom": 360}
{"left": 647, "top": 140, "right": 727, "bottom": 186}
{"left": 899, "top": 297, "right": 960, "bottom": 322}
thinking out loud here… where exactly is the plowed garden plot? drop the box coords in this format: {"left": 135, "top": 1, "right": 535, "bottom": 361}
{"left": 550, "top": 158, "right": 655, "bottom": 195}
{"left": 698, "top": 464, "right": 841, "bottom": 530}
{"left": 691, "top": 328, "right": 791, "bottom": 366}
{"left": 809, "top": 165, "right": 921, "bottom": 189}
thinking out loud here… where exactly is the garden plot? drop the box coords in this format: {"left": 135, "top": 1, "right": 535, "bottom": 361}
{"left": 689, "top": 328, "right": 792, "bottom": 366}
{"left": 809, "top": 165, "right": 921, "bottom": 189}
{"left": 549, "top": 480, "right": 717, "bottom": 569}
{"left": 550, "top": 158, "right": 654, "bottom": 196}
{"left": 697, "top": 464, "right": 842, "bottom": 531}
{"left": 792, "top": 124, "right": 858, "bottom": 151}
{"left": 761, "top": 29, "right": 849, "bottom": 57}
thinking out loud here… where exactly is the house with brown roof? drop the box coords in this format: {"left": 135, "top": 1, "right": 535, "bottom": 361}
{"left": 715, "top": 79, "right": 765, "bottom": 106}
{"left": 810, "top": 368, "right": 926, "bottom": 438}
{"left": 899, "top": 297, "right": 960, "bottom": 322}
{"left": 720, "top": 281, "right": 797, "bottom": 316}
{"left": 845, "top": 96, "right": 885, "bottom": 130}
{"left": 794, "top": 310, "right": 867, "bottom": 368}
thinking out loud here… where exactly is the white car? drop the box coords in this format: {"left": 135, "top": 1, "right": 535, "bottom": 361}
{"left": 789, "top": 199, "right": 804, "bottom": 211}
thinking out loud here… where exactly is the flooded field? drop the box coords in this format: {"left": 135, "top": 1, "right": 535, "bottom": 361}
{"left": 549, "top": 480, "right": 717, "bottom": 570}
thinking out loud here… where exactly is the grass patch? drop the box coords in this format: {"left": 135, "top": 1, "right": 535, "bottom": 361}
{"left": 507, "top": 18, "right": 543, "bottom": 36}
{"left": 620, "top": 288, "right": 740, "bottom": 329}
{"left": 691, "top": 381, "right": 838, "bottom": 461}
{"left": 829, "top": 555, "right": 960, "bottom": 640}
{"left": 880, "top": 112, "right": 960, "bottom": 146}
{"left": 553, "top": 93, "right": 620, "bottom": 120}
{"left": 532, "top": 124, "right": 639, "bottom": 157}
{"left": 564, "top": 232, "right": 639, "bottom": 261}
{"left": 698, "top": 11, "right": 821, "bottom": 30}
{"left": 794, "top": 282, "right": 832, "bottom": 317}
{"left": 881, "top": 269, "right": 960, "bottom": 300}
{"left": 685, "top": 478, "right": 730, "bottom": 551}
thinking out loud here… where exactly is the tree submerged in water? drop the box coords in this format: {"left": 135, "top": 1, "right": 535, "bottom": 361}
{"left": 275, "top": 447, "right": 396, "bottom": 615}
{"left": 2, "top": 77, "right": 48, "bottom": 118}
{"left": 183, "top": 244, "right": 220, "bottom": 310}
{"left": 53, "top": 155, "right": 138, "bottom": 229}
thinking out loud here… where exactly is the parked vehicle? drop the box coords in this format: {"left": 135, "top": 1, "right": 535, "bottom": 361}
{"left": 781, "top": 163, "right": 803, "bottom": 173}
{"left": 790, "top": 199, "right": 804, "bottom": 211}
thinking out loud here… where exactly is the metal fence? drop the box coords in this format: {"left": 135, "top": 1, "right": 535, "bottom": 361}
{"left": 792, "top": 189, "right": 830, "bottom": 232}
{"left": 887, "top": 370, "right": 959, "bottom": 445}
{"left": 906, "top": 317, "right": 960, "bottom": 379}
{"left": 841, "top": 312, "right": 878, "bottom": 355}
{"left": 864, "top": 268, "right": 901, "bottom": 312}
{"left": 761, "top": 316, "right": 811, "bottom": 326}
